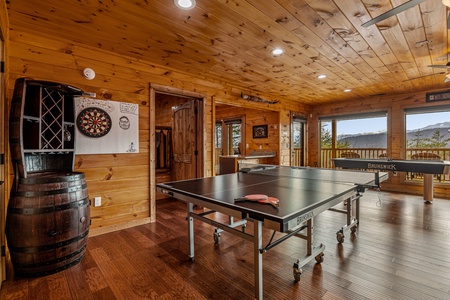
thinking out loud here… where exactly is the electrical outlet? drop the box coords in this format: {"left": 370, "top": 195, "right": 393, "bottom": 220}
{"left": 94, "top": 197, "right": 101, "bottom": 207}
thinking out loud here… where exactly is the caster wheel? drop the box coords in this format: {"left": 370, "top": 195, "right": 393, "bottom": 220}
{"left": 351, "top": 225, "right": 357, "bottom": 234}
{"left": 213, "top": 232, "right": 221, "bottom": 244}
{"left": 293, "top": 259, "right": 302, "bottom": 282}
{"left": 315, "top": 253, "right": 324, "bottom": 263}
{"left": 336, "top": 231, "right": 345, "bottom": 244}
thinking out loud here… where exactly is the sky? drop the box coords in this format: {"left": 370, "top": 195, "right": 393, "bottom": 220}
{"left": 322, "top": 111, "right": 450, "bottom": 135}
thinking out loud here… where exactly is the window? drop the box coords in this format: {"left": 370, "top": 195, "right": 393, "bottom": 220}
{"left": 225, "top": 120, "right": 242, "bottom": 155}
{"left": 215, "top": 122, "right": 222, "bottom": 149}
{"left": 216, "top": 118, "right": 244, "bottom": 156}
{"left": 292, "top": 115, "right": 306, "bottom": 166}
{"left": 405, "top": 108, "right": 450, "bottom": 182}
{"left": 320, "top": 112, "right": 387, "bottom": 167}
{"left": 405, "top": 109, "right": 450, "bottom": 160}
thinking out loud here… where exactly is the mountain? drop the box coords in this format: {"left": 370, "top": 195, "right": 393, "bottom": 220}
{"left": 338, "top": 122, "right": 450, "bottom": 148}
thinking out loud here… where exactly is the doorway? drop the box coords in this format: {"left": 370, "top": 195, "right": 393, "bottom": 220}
{"left": 291, "top": 114, "right": 306, "bottom": 166}
{"left": 151, "top": 84, "right": 205, "bottom": 207}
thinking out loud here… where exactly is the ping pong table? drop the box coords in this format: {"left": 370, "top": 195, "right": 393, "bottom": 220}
{"left": 157, "top": 164, "right": 388, "bottom": 299}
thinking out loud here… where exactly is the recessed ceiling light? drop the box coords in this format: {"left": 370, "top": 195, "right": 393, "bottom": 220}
{"left": 344, "top": 89, "right": 352, "bottom": 92}
{"left": 271, "top": 48, "right": 284, "bottom": 56}
{"left": 174, "top": 0, "right": 196, "bottom": 10}
{"left": 317, "top": 74, "right": 326, "bottom": 79}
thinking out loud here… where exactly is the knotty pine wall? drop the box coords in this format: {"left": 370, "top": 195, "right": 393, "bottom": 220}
{"left": 309, "top": 93, "right": 450, "bottom": 199}
{"left": 5, "top": 28, "right": 309, "bottom": 235}
{"left": 0, "top": 0, "right": 9, "bottom": 284}
{"left": 216, "top": 105, "right": 279, "bottom": 162}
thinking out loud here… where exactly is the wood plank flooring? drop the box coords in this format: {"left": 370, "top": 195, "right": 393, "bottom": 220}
{"left": 1, "top": 190, "right": 450, "bottom": 300}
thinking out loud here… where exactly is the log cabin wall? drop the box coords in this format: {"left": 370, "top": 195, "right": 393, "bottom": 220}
{"left": 5, "top": 29, "right": 310, "bottom": 235}
{"left": 215, "top": 105, "right": 279, "bottom": 163}
{"left": 309, "top": 92, "right": 450, "bottom": 199}
{"left": 0, "top": 0, "right": 9, "bottom": 284}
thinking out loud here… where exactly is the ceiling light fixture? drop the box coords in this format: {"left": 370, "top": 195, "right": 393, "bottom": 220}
{"left": 317, "top": 74, "right": 326, "bottom": 79}
{"left": 271, "top": 48, "right": 284, "bottom": 56}
{"left": 344, "top": 89, "right": 352, "bottom": 93}
{"left": 174, "top": 0, "right": 196, "bottom": 10}
{"left": 443, "top": 0, "right": 450, "bottom": 7}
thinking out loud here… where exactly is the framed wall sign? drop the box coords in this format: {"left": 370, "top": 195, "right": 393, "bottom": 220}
{"left": 426, "top": 90, "right": 450, "bottom": 102}
{"left": 253, "top": 125, "right": 268, "bottom": 138}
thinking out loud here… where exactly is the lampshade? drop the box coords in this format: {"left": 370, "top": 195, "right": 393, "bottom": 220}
{"left": 443, "top": 0, "right": 450, "bottom": 7}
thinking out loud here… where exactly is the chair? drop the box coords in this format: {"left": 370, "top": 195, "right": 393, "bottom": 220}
{"left": 411, "top": 152, "right": 441, "bottom": 182}
{"left": 411, "top": 152, "right": 441, "bottom": 160}
{"left": 378, "top": 153, "right": 387, "bottom": 159}
{"left": 340, "top": 151, "right": 360, "bottom": 158}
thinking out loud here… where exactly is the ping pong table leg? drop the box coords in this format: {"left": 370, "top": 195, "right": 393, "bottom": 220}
{"left": 307, "top": 218, "right": 313, "bottom": 256}
{"left": 423, "top": 174, "right": 434, "bottom": 203}
{"left": 187, "top": 202, "right": 195, "bottom": 261}
{"left": 254, "top": 220, "right": 263, "bottom": 300}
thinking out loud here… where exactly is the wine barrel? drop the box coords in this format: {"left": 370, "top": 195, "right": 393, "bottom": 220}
{"left": 6, "top": 172, "right": 90, "bottom": 277}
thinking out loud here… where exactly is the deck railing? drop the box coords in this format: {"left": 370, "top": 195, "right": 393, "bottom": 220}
{"left": 292, "top": 148, "right": 303, "bottom": 166}
{"left": 320, "top": 148, "right": 387, "bottom": 168}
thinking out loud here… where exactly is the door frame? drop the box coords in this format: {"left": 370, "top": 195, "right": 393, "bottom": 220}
{"left": 149, "top": 83, "right": 206, "bottom": 221}
{"left": 0, "top": 26, "right": 5, "bottom": 284}
{"left": 290, "top": 112, "right": 307, "bottom": 166}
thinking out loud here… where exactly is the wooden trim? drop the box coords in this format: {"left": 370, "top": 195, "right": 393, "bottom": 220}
{"left": 150, "top": 83, "right": 207, "bottom": 99}
{"left": 149, "top": 85, "right": 156, "bottom": 223}
{"left": 212, "top": 97, "right": 217, "bottom": 175}
{"left": 89, "top": 217, "right": 152, "bottom": 237}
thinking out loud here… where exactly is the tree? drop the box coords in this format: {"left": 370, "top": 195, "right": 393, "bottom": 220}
{"left": 407, "top": 129, "right": 427, "bottom": 148}
{"left": 424, "top": 129, "right": 450, "bottom": 148}
{"left": 321, "top": 124, "right": 352, "bottom": 148}
{"left": 321, "top": 124, "right": 332, "bottom": 148}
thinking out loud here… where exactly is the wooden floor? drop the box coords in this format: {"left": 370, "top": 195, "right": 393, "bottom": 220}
{"left": 1, "top": 190, "right": 450, "bottom": 300}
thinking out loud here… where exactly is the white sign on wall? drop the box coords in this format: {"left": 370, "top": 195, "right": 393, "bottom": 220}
{"left": 74, "top": 97, "right": 139, "bottom": 154}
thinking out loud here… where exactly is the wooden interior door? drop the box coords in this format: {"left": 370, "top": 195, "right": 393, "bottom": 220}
{"left": 172, "top": 99, "right": 200, "bottom": 181}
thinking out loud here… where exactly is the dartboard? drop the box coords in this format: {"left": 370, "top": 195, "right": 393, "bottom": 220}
{"left": 77, "top": 107, "right": 112, "bottom": 138}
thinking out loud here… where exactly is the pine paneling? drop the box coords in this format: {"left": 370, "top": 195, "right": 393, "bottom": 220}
{"left": 6, "top": 30, "right": 308, "bottom": 235}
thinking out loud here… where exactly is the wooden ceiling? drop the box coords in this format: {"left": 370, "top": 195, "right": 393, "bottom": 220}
{"left": 7, "top": 0, "right": 450, "bottom": 106}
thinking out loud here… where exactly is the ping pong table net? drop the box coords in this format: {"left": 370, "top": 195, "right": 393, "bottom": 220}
{"left": 238, "top": 163, "right": 382, "bottom": 189}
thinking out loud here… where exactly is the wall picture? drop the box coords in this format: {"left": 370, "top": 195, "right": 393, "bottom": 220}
{"left": 75, "top": 97, "right": 139, "bottom": 154}
{"left": 253, "top": 125, "right": 268, "bottom": 138}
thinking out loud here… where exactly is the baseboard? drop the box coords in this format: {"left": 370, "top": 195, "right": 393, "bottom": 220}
{"left": 88, "top": 217, "right": 152, "bottom": 237}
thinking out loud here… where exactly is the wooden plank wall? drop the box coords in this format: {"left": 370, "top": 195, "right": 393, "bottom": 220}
{"left": 215, "top": 105, "right": 279, "bottom": 162}
{"left": 5, "top": 29, "right": 309, "bottom": 235}
{"left": 309, "top": 93, "right": 450, "bottom": 198}
{"left": 0, "top": 0, "right": 9, "bottom": 284}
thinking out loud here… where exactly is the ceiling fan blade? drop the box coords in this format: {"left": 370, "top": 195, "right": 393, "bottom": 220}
{"left": 447, "top": 12, "right": 450, "bottom": 29}
{"left": 403, "top": 72, "right": 446, "bottom": 82}
{"left": 428, "top": 62, "right": 450, "bottom": 68}
{"left": 362, "top": 0, "right": 427, "bottom": 27}
{"left": 428, "top": 65, "right": 450, "bottom": 68}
